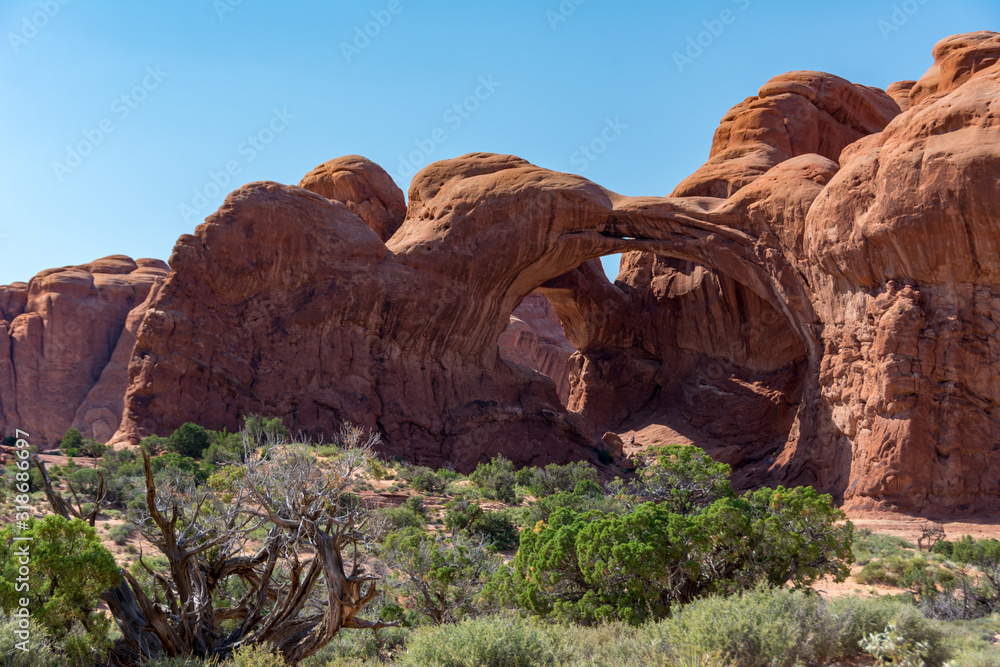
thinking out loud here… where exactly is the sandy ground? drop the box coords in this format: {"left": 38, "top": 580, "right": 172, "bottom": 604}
{"left": 846, "top": 509, "right": 1000, "bottom": 543}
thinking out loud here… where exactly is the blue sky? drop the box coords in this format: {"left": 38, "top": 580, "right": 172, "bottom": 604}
{"left": 0, "top": 0, "right": 996, "bottom": 285}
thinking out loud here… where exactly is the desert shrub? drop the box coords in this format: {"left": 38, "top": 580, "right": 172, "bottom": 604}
{"left": 368, "top": 457, "right": 388, "bottom": 481}
{"left": 0, "top": 613, "right": 61, "bottom": 667}
{"left": 932, "top": 539, "right": 954, "bottom": 558}
{"left": 516, "top": 461, "right": 600, "bottom": 498}
{"left": 383, "top": 505, "right": 426, "bottom": 530}
{"left": 140, "top": 658, "right": 209, "bottom": 667}
{"left": 77, "top": 438, "right": 107, "bottom": 461}
{"left": 399, "top": 615, "right": 573, "bottom": 667}
{"left": 0, "top": 516, "right": 119, "bottom": 662}
{"left": 521, "top": 478, "right": 611, "bottom": 526}
{"left": 166, "top": 422, "right": 212, "bottom": 458}
{"left": 5, "top": 463, "right": 42, "bottom": 493}
{"left": 400, "top": 465, "right": 447, "bottom": 494}
{"left": 59, "top": 427, "right": 84, "bottom": 455}
{"left": 641, "top": 588, "right": 946, "bottom": 667}
{"left": 859, "top": 608, "right": 949, "bottom": 667}
{"left": 436, "top": 467, "right": 463, "bottom": 484}
{"left": 300, "top": 626, "right": 408, "bottom": 667}
{"left": 227, "top": 643, "right": 287, "bottom": 667}
{"left": 242, "top": 414, "right": 288, "bottom": 444}
{"left": 854, "top": 528, "right": 914, "bottom": 563}
{"left": 139, "top": 434, "right": 169, "bottom": 455}
{"left": 857, "top": 560, "right": 900, "bottom": 587}
{"left": 108, "top": 522, "right": 132, "bottom": 545}
{"left": 950, "top": 536, "right": 1000, "bottom": 569}
{"left": 469, "top": 455, "right": 517, "bottom": 504}
{"left": 628, "top": 443, "right": 734, "bottom": 515}
{"left": 495, "top": 477, "right": 852, "bottom": 625}
{"left": 381, "top": 527, "right": 501, "bottom": 624}
{"left": 445, "top": 498, "right": 519, "bottom": 550}
{"left": 652, "top": 586, "right": 830, "bottom": 667}
{"left": 824, "top": 595, "right": 917, "bottom": 657}
{"left": 149, "top": 452, "right": 211, "bottom": 484}
{"left": 67, "top": 467, "right": 102, "bottom": 497}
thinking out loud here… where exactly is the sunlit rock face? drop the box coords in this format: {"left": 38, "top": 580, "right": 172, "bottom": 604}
{"left": 5, "top": 32, "right": 998, "bottom": 515}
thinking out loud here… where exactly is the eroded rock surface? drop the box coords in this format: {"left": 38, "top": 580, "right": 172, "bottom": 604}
{"left": 0, "top": 256, "right": 169, "bottom": 445}
{"left": 6, "top": 32, "right": 997, "bottom": 514}
{"left": 499, "top": 293, "right": 575, "bottom": 405}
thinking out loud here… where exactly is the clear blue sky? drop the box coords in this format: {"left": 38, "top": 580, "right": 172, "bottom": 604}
{"left": 0, "top": 0, "right": 996, "bottom": 285}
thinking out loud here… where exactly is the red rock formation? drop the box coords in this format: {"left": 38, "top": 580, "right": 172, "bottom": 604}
{"left": 298, "top": 155, "right": 406, "bottom": 241}
{"left": 498, "top": 293, "right": 575, "bottom": 404}
{"left": 114, "top": 163, "right": 619, "bottom": 470}
{"left": 0, "top": 256, "right": 169, "bottom": 446}
{"left": 805, "top": 30, "right": 1000, "bottom": 511}
{"left": 3, "top": 31, "right": 990, "bottom": 514}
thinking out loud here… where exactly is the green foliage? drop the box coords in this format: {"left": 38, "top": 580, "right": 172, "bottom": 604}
{"left": 860, "top": 610, "right": 949, "bottom": 667}
{"left": 59, "top": 427, "right": 84, "bottom": 454}
{"left": 108, "top": 522, "right": 132, "bottom": 545}
{"left": 948, "top": 536, "right": 1000, "bottom": 567}
{"left": 382, "top": 527, "right": 501, "bottom": 624}
{"left": 932, "top": 539, "right": 954, "bottom": 558}
{"left": 643, "top": 587, "right": 948, "bottom": 667}
{"left": 496, "top": 477, "right": 852, "bottom": 624}
{"left": 139, "top": 433, "right": 169, "bottom": 455}
{"left": 5, "top": 463, "right": 41, "bottom": 493}
{"left": 383, "top": 505, "right": 427, "bottom": 530}
{"left": 150, "top": 452, "right": 211, "bottom": 484}
{"left": 227, "top": 643, "right": 287, "bottom": 667}
{"left": 399, "top": 615, "right": 573, "bottom": 667}
{"left": 521, "top": 478, "right": 612, "bottom": 527}
{"left": 740, "top": 485, "right": 853, "bottom": 588}
{"left": 166, "top": 422, "right": 212, "bottom": 458}
{"left": 0, "top": 613, "right": 61, "bottom": 667}
{"left": 299, "top": 626, "right": 408, "bottom": 667}
{"left": 516, "top": 461, "right": 600, "bottom": 499}
{"left": 77, "top": 439, "right": 107, "bottom": 460}
{"left": 857, "top": 559, "right": 901, "bottom": 587}
{"left": 0, "top": 515, "right": 119, "bottom": 659}
{"left": 404, "top": 495, "right": 427, "bottom": 517}
{"left": 862, "top": 622, "right": 934, "bottom": 667}
{"left": 653, "top": 586, "right": 828, "bottom": 667}
{"left": 854, "top": 528, "right": 915, "bottom": 563}
{"left": 400, "top": 465, "right": 448, "bottom": 494}
{"left": 470, "top": 455, "right": 517, "bottom": 504}
{"left": 630, "top": 444, "right": 734, "bottom": 515}
{"left": 67, "top": 467, "right": 102, "bottom": 497}
{"left": 445, "top": 498, "right": 519, "bottom": 550}
{"left": 244, "top": 414, "right": 289, "bottom": 440}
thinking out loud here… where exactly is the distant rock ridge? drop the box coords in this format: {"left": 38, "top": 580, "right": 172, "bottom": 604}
{"left": 4, "top": 32, "right": 999, "bottom": 514}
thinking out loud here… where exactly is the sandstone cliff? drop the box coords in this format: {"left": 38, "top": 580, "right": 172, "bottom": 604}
{"left": 0, "top": 256, "right": 169, "bottom": 445}
{"left": 7, "top": 32, "right": 999, "bottom": 514}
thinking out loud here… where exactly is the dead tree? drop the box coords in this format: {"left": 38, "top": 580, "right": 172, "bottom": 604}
{"left": 95, "top": 426, "right": 394, "bottom": 665}
{"left": 918, "top": 522, "right": 946, "bottom": 552}
{"left": 31, "top": 455, "right": 107, "bottom": 526}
